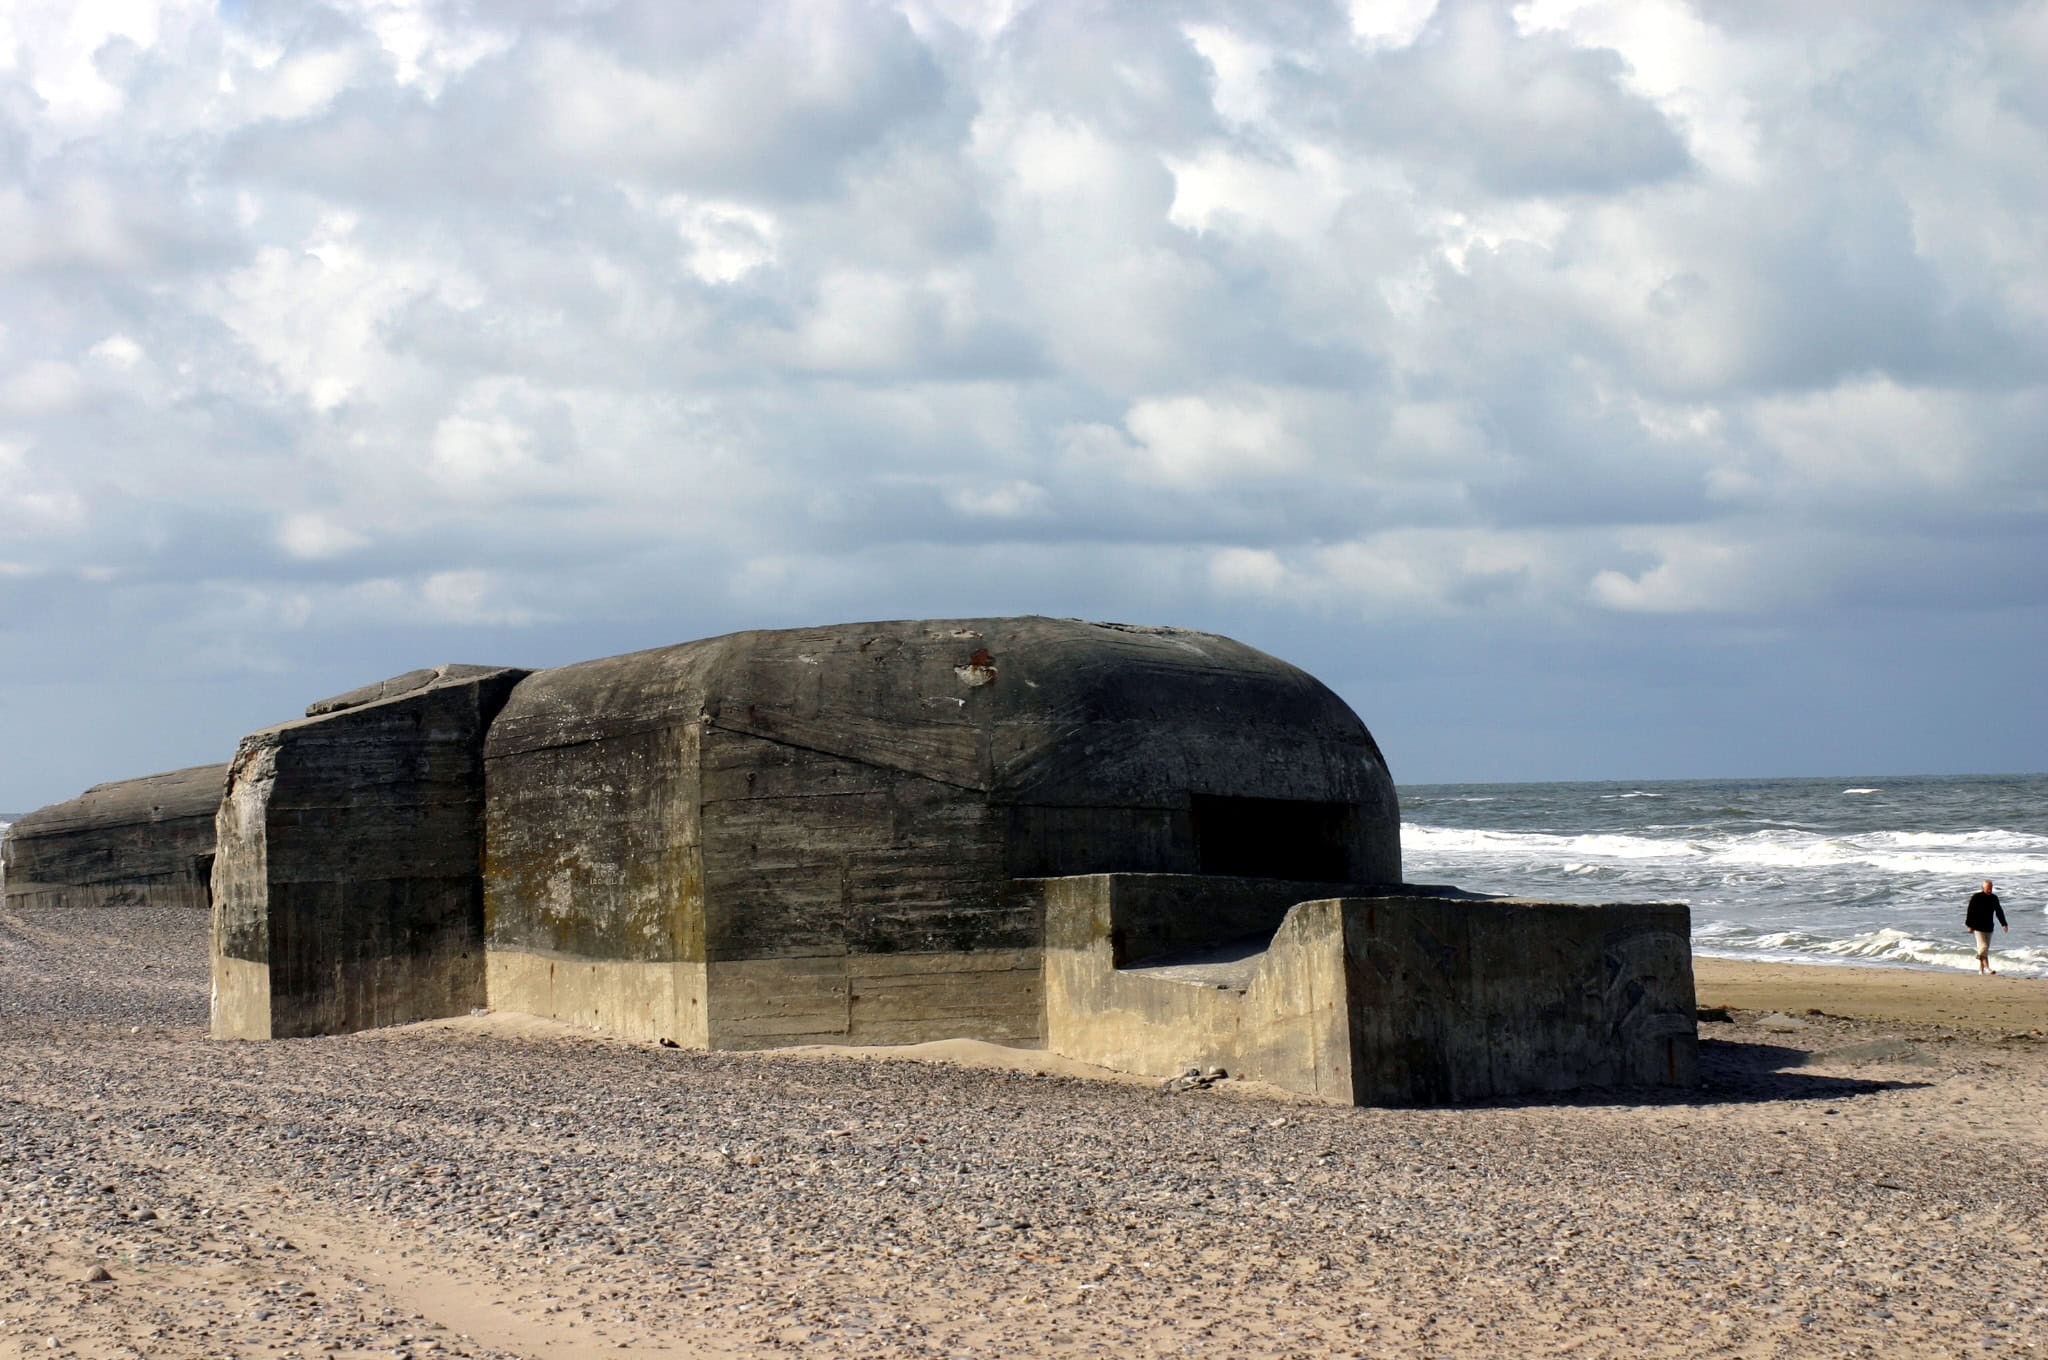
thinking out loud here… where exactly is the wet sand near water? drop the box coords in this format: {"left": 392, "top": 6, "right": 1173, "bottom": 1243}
{"left": 3, "top": 904, "right": 2045, "bottom": 1359}
{"left": 1696, "top": 957, "right": 2047, "bottom": 1033}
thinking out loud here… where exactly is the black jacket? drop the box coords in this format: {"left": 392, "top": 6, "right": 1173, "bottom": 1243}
{"left": 1966, "top": 891, "right": 2008, "bottom": 932}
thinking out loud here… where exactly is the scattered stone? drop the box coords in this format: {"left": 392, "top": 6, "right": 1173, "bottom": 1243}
{"left": 1696, "top": 1006, "right": 1733, "bottom": 1023}
{"left": 1807, "top": 1039, "right": 1934, "bottom": 1068}
{"left": 1159, "top": 1067, "right": 1225, "bottom": 1094}
{"left": 3, "top": 900, "right": 2044, "bottom": 1360}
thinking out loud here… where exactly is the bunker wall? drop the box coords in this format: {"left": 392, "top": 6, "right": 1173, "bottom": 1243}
{"left": 211, "top": 668, "right": 526, "bottom": 1040}
{"left": 699, "top": 728, "right": 1038, "bottom": 1049}
{"left": 483, "top": 714, "right": 1042, "bottom": 1050}
{"left": 1, "top": 764, "right": 226, "bottom": 911}
{"left": 1340, "top": 895, "right": 1697, "bottom": 1103}
{"left": 484, "top": 719, "right": 708, "bottom": 1046}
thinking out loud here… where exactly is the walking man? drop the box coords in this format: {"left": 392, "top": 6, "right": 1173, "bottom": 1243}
{"left": 1966, "top": 879, "right": 2008, "bottom": 975}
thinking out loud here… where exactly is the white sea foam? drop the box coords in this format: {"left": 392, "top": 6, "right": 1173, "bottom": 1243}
{"left": 1402, "top": 826, "right": 1703, "bottom": 861}
{"left": 1843, "top": 788, "right": 1881, "bottom": 795}
{"left": 1866, "top": 829, "right": 2046, "bottom": 850}
{"left": 1402, "top": 822, "right": 2048, "bottom": 877}
{"left": 1691, "top": 920, "right": 1749, "bottom": 941}
{"left": 1599, "top": 791, "right": 1665, "bottom": 799}
{"left": 1695, "top": 923, "right": 2047, "bottom": 977}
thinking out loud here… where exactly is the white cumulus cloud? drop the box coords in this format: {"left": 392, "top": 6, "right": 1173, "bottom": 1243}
{"left": 0, "top": 0, "right": 2042, "bottom": 799}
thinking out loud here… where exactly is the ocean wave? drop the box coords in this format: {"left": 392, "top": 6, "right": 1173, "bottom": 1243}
{"left": 1402, "top": 822, "right": 2048, "bottom": 876}
{"left": 1695, "top": 923, "right": 2048, "bottom": 978}
{"left": 1402, "top": 825, "right": 1696, "bottom": 861}
{"left": 1863, "top": 828, "right": 2047, "bottom": 850}
{"left": 1400, "top": 773, "right": 2048, "bottom": 981}
{"left": 1599, "top": 791, "right": 1665, "bottom": 799}
{"left": 1691, "top": 920, "right": 1750, "bottom": 940}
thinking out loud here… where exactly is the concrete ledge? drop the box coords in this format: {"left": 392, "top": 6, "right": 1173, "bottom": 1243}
{"left": 1039, "top": 876, "right": 1696, "bottom": 1104}
{"left": 481, "top": 947, "right": 1045, "bottom": 1052}
{"left": 1039, "top": 876, "right": 1354, "bottom": 1092}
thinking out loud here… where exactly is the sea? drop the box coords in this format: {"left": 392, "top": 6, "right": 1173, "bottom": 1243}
{"left": 1399, "top": 773, "right": 2048, "bottom": 978}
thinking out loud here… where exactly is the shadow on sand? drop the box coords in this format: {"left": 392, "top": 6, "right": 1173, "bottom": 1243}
{"left": 1688, "top": 1036, "right": 1936, "bottom": 1104}
{"left": 1429, "top": 1038, "right": 1936, "bottom": 1113}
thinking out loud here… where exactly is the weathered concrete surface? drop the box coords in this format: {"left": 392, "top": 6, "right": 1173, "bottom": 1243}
{"left": 304, "top": 664, "right": 516, "bottom": 718}
{"left": 1340, "top": 895, "right": 1697, "bottom": 1102}
{"left": 1037, "top": 874, "right": 1385, "bottom": 1096}
{"left": 709, "top": 949, "right": 1042, "bottom": 1050}
{"left": 484, "top": 617, "right": 1398, "bottom": 1049}
{"left": 1039, "top": 876, "right": 1696, "bottom": 1104}
{"left": 211, "top": 666, "right": 528, "bottom": 1040}
{"left": 2, "top": 764, "right": 227, "bottom": 911}
{"left": 484, "top": 952, "right": 710, "bottom": 1049}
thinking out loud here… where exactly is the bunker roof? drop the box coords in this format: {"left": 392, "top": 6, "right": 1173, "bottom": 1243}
{"left": 486, "top": 616, "right": 1390, "bottom": 807}
{"left": 7, "top": 763, "right": 229, "bottom": 838}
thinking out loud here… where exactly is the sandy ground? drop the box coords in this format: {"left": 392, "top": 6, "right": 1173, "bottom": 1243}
{"left": 1694, "top": 958, "right": 2047, "bottom": 1032}
{"left": 2, "top": 906, "right": 2045, "bottom": 1359}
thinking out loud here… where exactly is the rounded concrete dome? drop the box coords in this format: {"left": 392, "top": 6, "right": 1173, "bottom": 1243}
{"left": 487, "top": 616, "right": 1398, "bottom": 883}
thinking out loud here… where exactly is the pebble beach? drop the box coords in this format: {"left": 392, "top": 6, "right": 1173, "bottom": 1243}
{"left": 3, "top": 904, "right": 2045, "bottom": 1359}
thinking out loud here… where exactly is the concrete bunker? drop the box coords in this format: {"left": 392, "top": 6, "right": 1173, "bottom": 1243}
{"left": 480, "top": 618, "right": 1402, "bottom": 1049}
{"left": 2, "top": 763, "right": 227, "bottom": 912}
{"left": 187, "top": 617, "right": 1697, "bottom": 1104}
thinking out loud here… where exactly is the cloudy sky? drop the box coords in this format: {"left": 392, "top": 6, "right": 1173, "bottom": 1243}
{"left": 2, "top": 0, "right": 2044, "bottom": 810}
